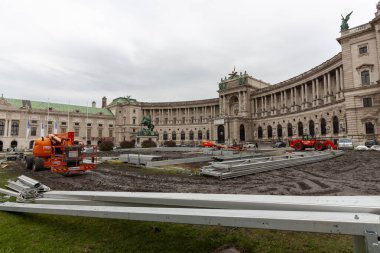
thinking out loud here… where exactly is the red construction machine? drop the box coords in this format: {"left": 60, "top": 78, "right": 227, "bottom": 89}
{"left": 289, "top": 135, "right": 337, "bottom": 151}
{"left": 25, "top": 132, "right": 97, "bottom": 175}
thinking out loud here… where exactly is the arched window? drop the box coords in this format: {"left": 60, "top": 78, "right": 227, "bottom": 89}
{"left": 277, "top": 124, "right": 283, "bottom": 138}
{"left": 267, "top": 125, "right": 273, "bottom": 138}
{"left": 333, "top": 116, "right": 339, "bottom": 134}
{"left": 172, "top": 131, "right": 176, "bottom": 141}
{"left": 189, "top": 130, "right": 194, "bottom": 140}
{"left": 198, "top": 130, "right": 202, "bottom": 140}
{"left": 361, "top": 70, "right": 370, "bottom": 85}
{"left": 258, "top": 127, "right": 263, "bottom": 139}
{"left": 287, "top": 123, "right": 293, "bottom": 137}
{"left": 320, "top": 118, "right": 327, "bottom": 135}
{"left": 10, "top": 140, "right": 17, "bottom": 149}
{"left": 309, "top": 120, "right": 315, "bottom": 137}
{"left": 365, "top": 122, "right": 375, "bottom": 134}
{"left": 206, "top": 130, "right": 210, "bottom": 140}
{"left": 181, "top": 131, "right": 185, "bottom": 140}
{"left": 163, "top": 131, "right": 168, "bottom": 141}
{"left": 298, "top": 122, "right": 304, "bottom": 136}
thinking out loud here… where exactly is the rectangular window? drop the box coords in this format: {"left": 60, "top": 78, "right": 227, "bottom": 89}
{"left": 164, "top": 118, "right": 168, "bottom": 125}
{"left": 109, "top": 129, "right": 113, "bottom": 137}
{"left": 98, "top": 129, "right": 103, "bottom": 138}
{"left": 86, "top": 128, "right": 91, "bottom": 139}
{"left": 0, "top": 120, "right": 5, "bottom": 136}
{"left": 109, "top": 124, "right": 113, "bottom": 128}
{"left": 182, "top": 117, "right": 185, "bottom": 124}
{"left": 61, "top": 127, "right": 66, "bottom": 133}
{"left": 74, "top": 128, "right": 80, "bottom": 137}
{"left": 31, "top": 126, "right": 37, "bottom": 136}
{"left": 173, "top": 117, "right": 176, "bottom": 125}
{"left": 48, "top": 125, "right": 53, "bottom": 134}
{"left": 361, "top": 70, "right": 370, "bottom": 85}
{"left": 61, "top": 122, "right": 67, "bottom": 126}
{"left": 87, "top": 123, "right": 92, "bottom": 127}
{"left": 11, "top": 120, "right": 19, "bottom": 136}
{"left": 31, "top": 120, "right": 37, "bottom": 124}
{"left": 363, "top": 97, "right": 373, "bottom": 107}
{"left": 133, "top": 118, "right": 136, "bottom": 125}
{"left": 98, "top": 124, "right": 103, "bottom": 127}
{"left": 359, "top": 46, "right": 368, "bottom": 54}
{"left": 75, "top": 122, "right": 80, "bottom": 126}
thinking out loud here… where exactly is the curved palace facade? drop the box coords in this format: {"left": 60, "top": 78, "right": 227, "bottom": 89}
{"left": 1, "top": 5, "right": 380, "bottom": 150}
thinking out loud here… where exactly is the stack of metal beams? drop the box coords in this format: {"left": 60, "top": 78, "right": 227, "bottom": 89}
{"left": 0, "top": 176, "right": 379, "bottom": 252}
{"left": 201, "top": 150, "right": 343, "bottom": 179}
{"left": 0, "top": 175, "right": 50, "bottom": 201}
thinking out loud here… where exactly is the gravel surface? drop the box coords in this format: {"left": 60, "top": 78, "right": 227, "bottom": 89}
{"left": 4, "top": 150, "right": 380, "bottom": 195}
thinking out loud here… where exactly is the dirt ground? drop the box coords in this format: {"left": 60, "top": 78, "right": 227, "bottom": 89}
{"left": 3, "top": 150, "right": 380, "bottom": 195}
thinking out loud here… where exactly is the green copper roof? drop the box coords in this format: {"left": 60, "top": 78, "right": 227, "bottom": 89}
{"left": 5, "top": 98, "right": 114, "bottom": 116}
{"left": 109, "top": 96, "right": 137, "bottom": 106}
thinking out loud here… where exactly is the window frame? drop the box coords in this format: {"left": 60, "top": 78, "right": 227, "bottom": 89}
{"left": 363, "top": 97, "right": 373, "bottom": 108}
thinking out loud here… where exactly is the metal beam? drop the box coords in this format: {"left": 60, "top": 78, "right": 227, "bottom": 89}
{"left": 1, "top": 202, "right": 380, "bottom": 236}
{"left": 42, "top": 191, "right": 380, "bottom": 214}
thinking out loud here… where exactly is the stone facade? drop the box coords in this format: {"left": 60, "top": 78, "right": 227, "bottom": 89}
{"left": 0, "top": 97, "right": 115, "bottom": 151}
{"left": 1, "top": 4, "right": 379, "bottom": 150}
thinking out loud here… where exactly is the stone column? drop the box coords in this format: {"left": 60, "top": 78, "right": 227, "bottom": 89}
{"left": 312, "top": 80, "right": 315, "bottom": 106}
{"left": 327, "top": 72, "right": 332, "bottom": 103}
{"left": 274, "top": 93, "right": 277, "bottom": 112}
{"left": 254, "top": 98, "right": 258, "bottom": 116}
{"left": 301, "top": 85, "right": 305, "bottom": 107}
{"left": 339, "top": 67, "right": 344, "bottom": 99}
{"left": 323, "top": 75, "right": 327, "bottom": 103}
{"left": 305, "top": 83, "right": 309, "bottom": 103}
{"left": 264, "top": 96, "right": 267, "bottom": 113}
{"left": 290, "top": 88, "right": 293, "bottom": 109}
{"left": 335, "top": 69, "right": 340, "bottom": 100}
{"left": 224, "top": 96, "right": 228, "bottom": 115}
{"left": 316, "top": 79, "right": 320, "bottom": 102}
{"left": 340, "top": 67, "right": 344, "bottom": 91}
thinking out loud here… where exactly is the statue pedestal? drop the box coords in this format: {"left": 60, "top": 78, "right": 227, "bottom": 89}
{"left": 136, "top": 135, "right": 159, "bottom": 147}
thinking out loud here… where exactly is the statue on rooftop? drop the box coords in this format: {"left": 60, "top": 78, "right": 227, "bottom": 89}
{"left": 340, "top": 11, "right": 353, "bottom": 31}
{"left": 228, "top": 66, "right": 238, "bottom": 79}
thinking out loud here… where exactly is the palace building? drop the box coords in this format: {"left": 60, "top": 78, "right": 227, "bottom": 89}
{"left": 1, "top": 4, "right": 379, "bottom": 151}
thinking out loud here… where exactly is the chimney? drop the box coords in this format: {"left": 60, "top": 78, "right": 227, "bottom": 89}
{"left": 102, "top": 96, "right": 107, "bottom": 108}
{"left": 92, "top": 101, "right": 96, "bottom": 108}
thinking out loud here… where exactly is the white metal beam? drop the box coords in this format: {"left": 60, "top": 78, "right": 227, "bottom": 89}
{"left": 0, "top": 202, "right": 379, "bottom": 236}
{"left": 42, "top": 191, "right": 380, "bottom": 214}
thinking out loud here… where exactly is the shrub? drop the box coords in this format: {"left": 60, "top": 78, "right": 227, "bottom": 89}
{"left": 141, "top": 139, "right": 157, "bottom": 148}
{"left": 163, "top": 140, "right": 176, "bottom": 147}
{"left": 120, "top": 140, "right": 135, "bottom": 149}
{"left": 98, "top": 141, "right": 114, "bottom": 151}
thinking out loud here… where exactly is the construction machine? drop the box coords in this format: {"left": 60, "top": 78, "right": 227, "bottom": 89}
{"left": 289, "top": 135, "right": 337, "bottom": 151}
{"left": 25, "top": 132, "right": 97, "bottom": 175}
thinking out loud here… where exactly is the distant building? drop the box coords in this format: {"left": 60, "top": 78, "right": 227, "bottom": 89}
{"left": 1, "top": 4, "right": 379, "bottom": 150}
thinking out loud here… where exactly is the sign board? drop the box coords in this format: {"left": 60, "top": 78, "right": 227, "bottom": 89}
{"left": 214, "top": 119, "right": 224, "bottom": 125}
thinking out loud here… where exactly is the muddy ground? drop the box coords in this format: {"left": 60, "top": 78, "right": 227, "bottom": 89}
{"left": 3, "top": 150, "right": 380, "bottom": 195}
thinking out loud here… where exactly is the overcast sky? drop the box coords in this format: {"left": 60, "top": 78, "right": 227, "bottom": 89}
{"left": 0, "top": 0, "right": 377, "bottom": 106}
